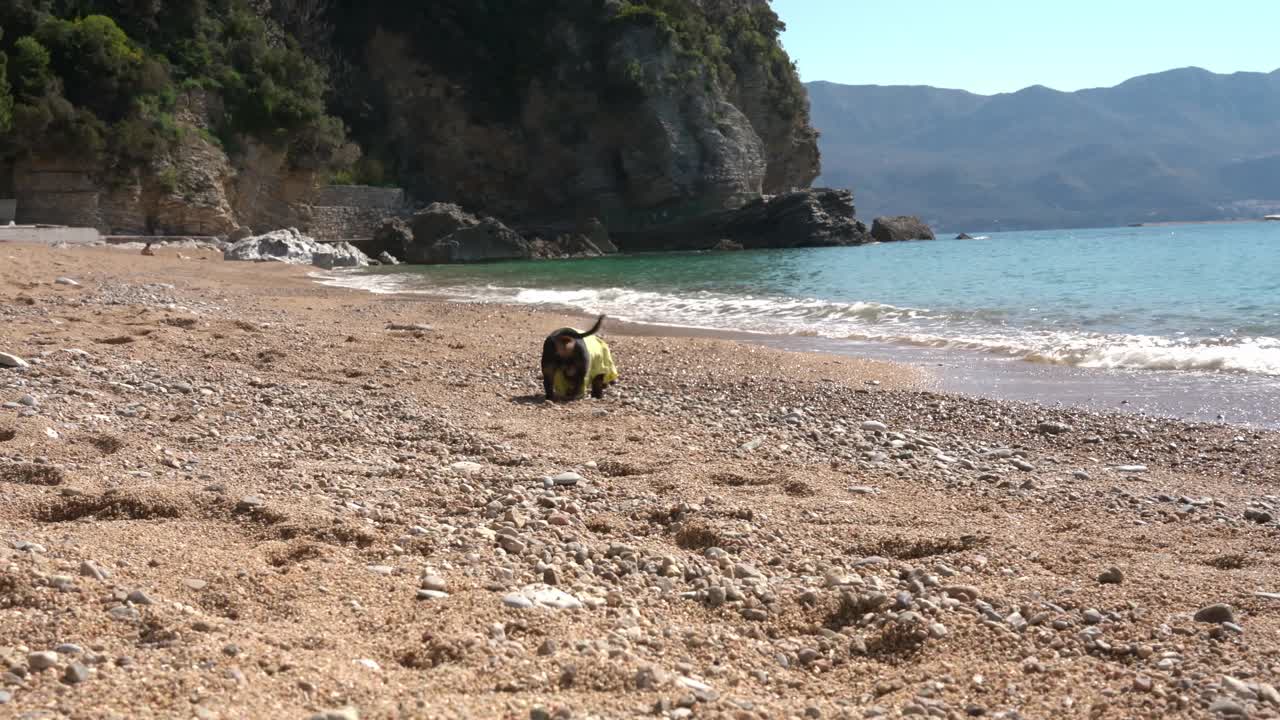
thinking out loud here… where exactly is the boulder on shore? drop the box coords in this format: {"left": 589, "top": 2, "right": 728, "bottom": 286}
{"left": 223, "top": 228, "right": 370, "bottom": 268}
{"left": 871, "top": 216, "right": 936, "bottom": 242}
{"left": 712, "top": 238, "right": 745, "bottom": 251}
{"left": 389, "top": 203, "right": 530, "bottom": 264}
{"left": 720, "top": 188, "right": 869, "bottom": 249}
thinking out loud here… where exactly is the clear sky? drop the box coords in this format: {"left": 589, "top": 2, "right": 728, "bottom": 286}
{"left": 772, "top": 0, "right": 1280, "bottom": 95}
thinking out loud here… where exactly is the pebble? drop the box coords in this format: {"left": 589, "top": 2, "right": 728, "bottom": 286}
{"left": 54, "top": 644, "right": 83, "bottom": 656}
{"left": 1073, "top": 470, "right": 1091, "bottom": 480}
{"left": 18, "top": 394, "right": 37, "bottom": 407}
{"left": 109, "top": 605, "right": 141, "bottom": 622}
{"left": 63, "top": 663, "right": 90, "bottom": 685}
{"left": 183, "top": 579, "right": 208, "bottom": 591}
{"left": 416, "top": 590, "right": 449, "bottom": 600}
{"left": 848, "top": 486, "right": 878, "bottom": 495}
{"left": 449, "top": 461, "right": 482, "bottom": 475}
{"left": 860, "top": 421, "right": 888, "bottom": 432}
{"left": 1115, "top": 465, "right": 1148, "bottom": 473}
{"left": 550, "top": 472, "right": 582, "bottom": 487}
{"left": 502, "top": 593, "right": 534, "bottom": 609}
{"left": 55, "top": 277, "right": 81, "bottom": 286}
{"left": 309, "top": 709, "right": 359, "bottom": 720}
{"left": 1208, "top": 697, "right": 1246, "bottom": 716}
{"left": 0, "top": 352, "right": 28, "bottom": 369}
{"left": 0, "top": 690, "right": 9, "bottom": 704}
{"left": 28, "top": 652, "right": 59, "bottom": 671}
{"left": 236, "top": 495, "right": 265, "bottom": 511}
{"left": 366, "top": 565, "right": 395, "bottom": 576}
{"left": 1037, "top": 421, "right": 1072, "bottom": 435}
{"left": 353, "top": 659, "right": 380, "bottom": 672}
{"left": 127, "top": 590, "right": 155, "bottom": 605}
{"left": 1097, "top": 567, "right": 1124, "bottom": 584}
{"left": 1194, "top": 604, "right": 1237, "bottom": 624}
{"left": 1010, "top": 459, "right": 1036, "bottom": 472}
{"left": 420, "top": 575, "right": 448, "bottom": 593}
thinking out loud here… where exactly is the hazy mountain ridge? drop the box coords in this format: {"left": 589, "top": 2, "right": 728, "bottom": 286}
{"left": 808, "top": 67, "right": 1280, "bottom": 230}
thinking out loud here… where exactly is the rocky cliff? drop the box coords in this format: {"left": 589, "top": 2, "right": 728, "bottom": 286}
{"left": 1, "top": 1, "right": 827, "bottom": 251}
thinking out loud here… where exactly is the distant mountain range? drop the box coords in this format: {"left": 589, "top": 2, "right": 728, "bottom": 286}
{"left": 807, "top": 67, "right": 1280, "bottom": 231}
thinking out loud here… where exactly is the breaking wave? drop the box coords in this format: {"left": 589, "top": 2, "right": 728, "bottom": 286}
{"left": 312, "top": 271, "right": 1280, "bottom": 377}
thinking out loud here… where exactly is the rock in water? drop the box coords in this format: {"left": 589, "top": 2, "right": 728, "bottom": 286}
{"left": 956, "top": 232, "right": 974, "bottom": 239}
{"left": 0, "top": 352, "right": 28, "bottom": 369}
{"left": 870, "top": 216, "right": 936, "bottom": 242}
{"left": 395, "top": 203, "right": 530, "bottom": 264}
{"left": 719, "top": 189, "right": 868, "bottom": 249}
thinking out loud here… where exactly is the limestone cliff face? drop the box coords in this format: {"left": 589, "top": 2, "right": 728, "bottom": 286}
{"left": 10, "top": 1, "right": 823, "bottom": 243}
{"left": 354, "top": 0, "right": 821, "bottom": 226}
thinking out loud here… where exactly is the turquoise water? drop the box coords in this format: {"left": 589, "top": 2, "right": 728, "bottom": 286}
{"left": 342, "top": 223, "right": 1280, "bottom": 378}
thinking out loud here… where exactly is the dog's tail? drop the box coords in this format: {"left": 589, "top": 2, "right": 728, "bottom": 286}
{"left": 565, "top": 315, "right": 606, "bottom": 339}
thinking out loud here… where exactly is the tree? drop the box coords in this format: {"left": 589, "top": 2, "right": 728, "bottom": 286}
{"left": 0, "top": 32, "right": 12, "bottom": 133}
{"left": 9, "top": 36, "right": 55, "bottom": 100}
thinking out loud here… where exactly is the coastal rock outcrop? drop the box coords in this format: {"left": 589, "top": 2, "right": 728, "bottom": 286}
{"left": 871, "top": 216, "right": 936, "bottom": 242}
{"left": 614, "top": 188, "right": 868, "bottom": 252}
{"left": 224, "top": 229, "right": 370, "bottom": 268}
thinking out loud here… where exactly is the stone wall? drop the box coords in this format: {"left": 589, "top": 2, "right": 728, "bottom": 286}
{"left": 308, "top": 185, "right": 405, "bottom": 210}
{"left": 13, "top": 163, "right": 101, "bottom": 228}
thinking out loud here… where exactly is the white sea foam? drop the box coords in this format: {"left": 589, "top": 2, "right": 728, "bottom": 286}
{"left": 311, "top": 270, "right": 1280, "bottom": 376}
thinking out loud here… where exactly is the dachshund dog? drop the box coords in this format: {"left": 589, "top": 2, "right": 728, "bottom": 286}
{"left": 541, "top": 315, "right": 618, "bottom": 401}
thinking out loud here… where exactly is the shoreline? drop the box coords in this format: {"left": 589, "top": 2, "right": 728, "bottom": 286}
{"left": 4, "top": 242, "right": 1280, "bottom": 718}
{"left": 312, "top": 267, "right": 1280, "bottom": 430}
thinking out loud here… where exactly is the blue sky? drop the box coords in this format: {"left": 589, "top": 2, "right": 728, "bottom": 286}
{"left": 772, "top": 0, "right": 1280, "bottom": 94}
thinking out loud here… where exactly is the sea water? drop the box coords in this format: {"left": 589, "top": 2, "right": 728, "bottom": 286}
{"left": 325, "top": 222, "right": 1280, "bottom": 425}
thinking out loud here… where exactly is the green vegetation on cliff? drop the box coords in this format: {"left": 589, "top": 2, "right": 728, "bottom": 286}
{"left": 0, "top": 1, "right": 350, "bottom": 173}
{"left": 1, "top": 0, "right": 813, "bottom": 203}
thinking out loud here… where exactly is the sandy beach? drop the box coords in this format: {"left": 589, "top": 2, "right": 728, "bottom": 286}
{"left": 2, "top": 242, "right": 1280, "bottom": 720}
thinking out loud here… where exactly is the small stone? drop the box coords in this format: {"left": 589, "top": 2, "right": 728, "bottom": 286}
{"left": 848, "top": 486, "right": 878, "bottom": 495}
{"left": 550, "top": 472, "right": 582, "bottom": 487}
{"left": 109, "top": 606, "right": 141, "bottom": 622}
{"left": 420, "top": 575, "right": 448, "bottom": 593}
{"left": 126, "top": 590, "right": 154, "bottom": 605}
{"left": 54, "top": 644, "right": 83, "bottom": 656}
{"left": 860, "top": 421, "right": 888, "bottom": 433}
{"left": 236, "top": 495, "right": 265, "bottom": 511}
{"left": 366, "top": 565, "right": 395, "bottom": 576}
{"left": 1083, "top": 609, "right": 1104, "bottom": 624}
{"left": 1134, "top": 676, "right": 1153, "bottom": 692}
{"left": 353, "top": 659, "right": 380, "bottom": 672}
{"left": 183, "top": 578, "right": 208, "bottom": 591}
{"left": 1208, "top": 697, "right": 1245, "bottom": 716}
{"left": 1037, "top": 421, "right": 1072, "bottom": 435}
{"left": 309, "top": 707, "right": 359, "bottom": 720}
{"left": 503, "top": 593, "right": 534, "bottom": 609}
{"left": 1194, "top": 604, "right": 1236, "bottom": 624}
{"left": 929, "top": 623, "right": 949, "bottom": 638}
{"left": 28, "top": 651, "right": 59, "bottom": 671}
{"left": 1073, "top": 470, "right": 1091, "bottom": 480}
{"left": 63, "top": 663, "right": 90, "bottom": 685}
{"left": 55, "top": 277, "right": 81, "bottom": 286}
{"left": 1098, "top": 567, "right": 1124, "bottom": 584}
{"left": 0, "top": 352, "right": 28, "bottom": 369}
{"left": 0, "top": 689, "right": 10, "bottom": 704}
{"left": 1010, "top": 459, "right": 1035, "bottom": 472}
{"left": 449, "top": 461, "right": 482, "bottom": 475}
{"left": 18, "top": 394, "right": 37, "bottom": 407}
{"left": 1115, "top": 465, "right": 1148, "bottom": 473}
{"left": 416, "top": 590, "right": 449, "bottom": 601}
